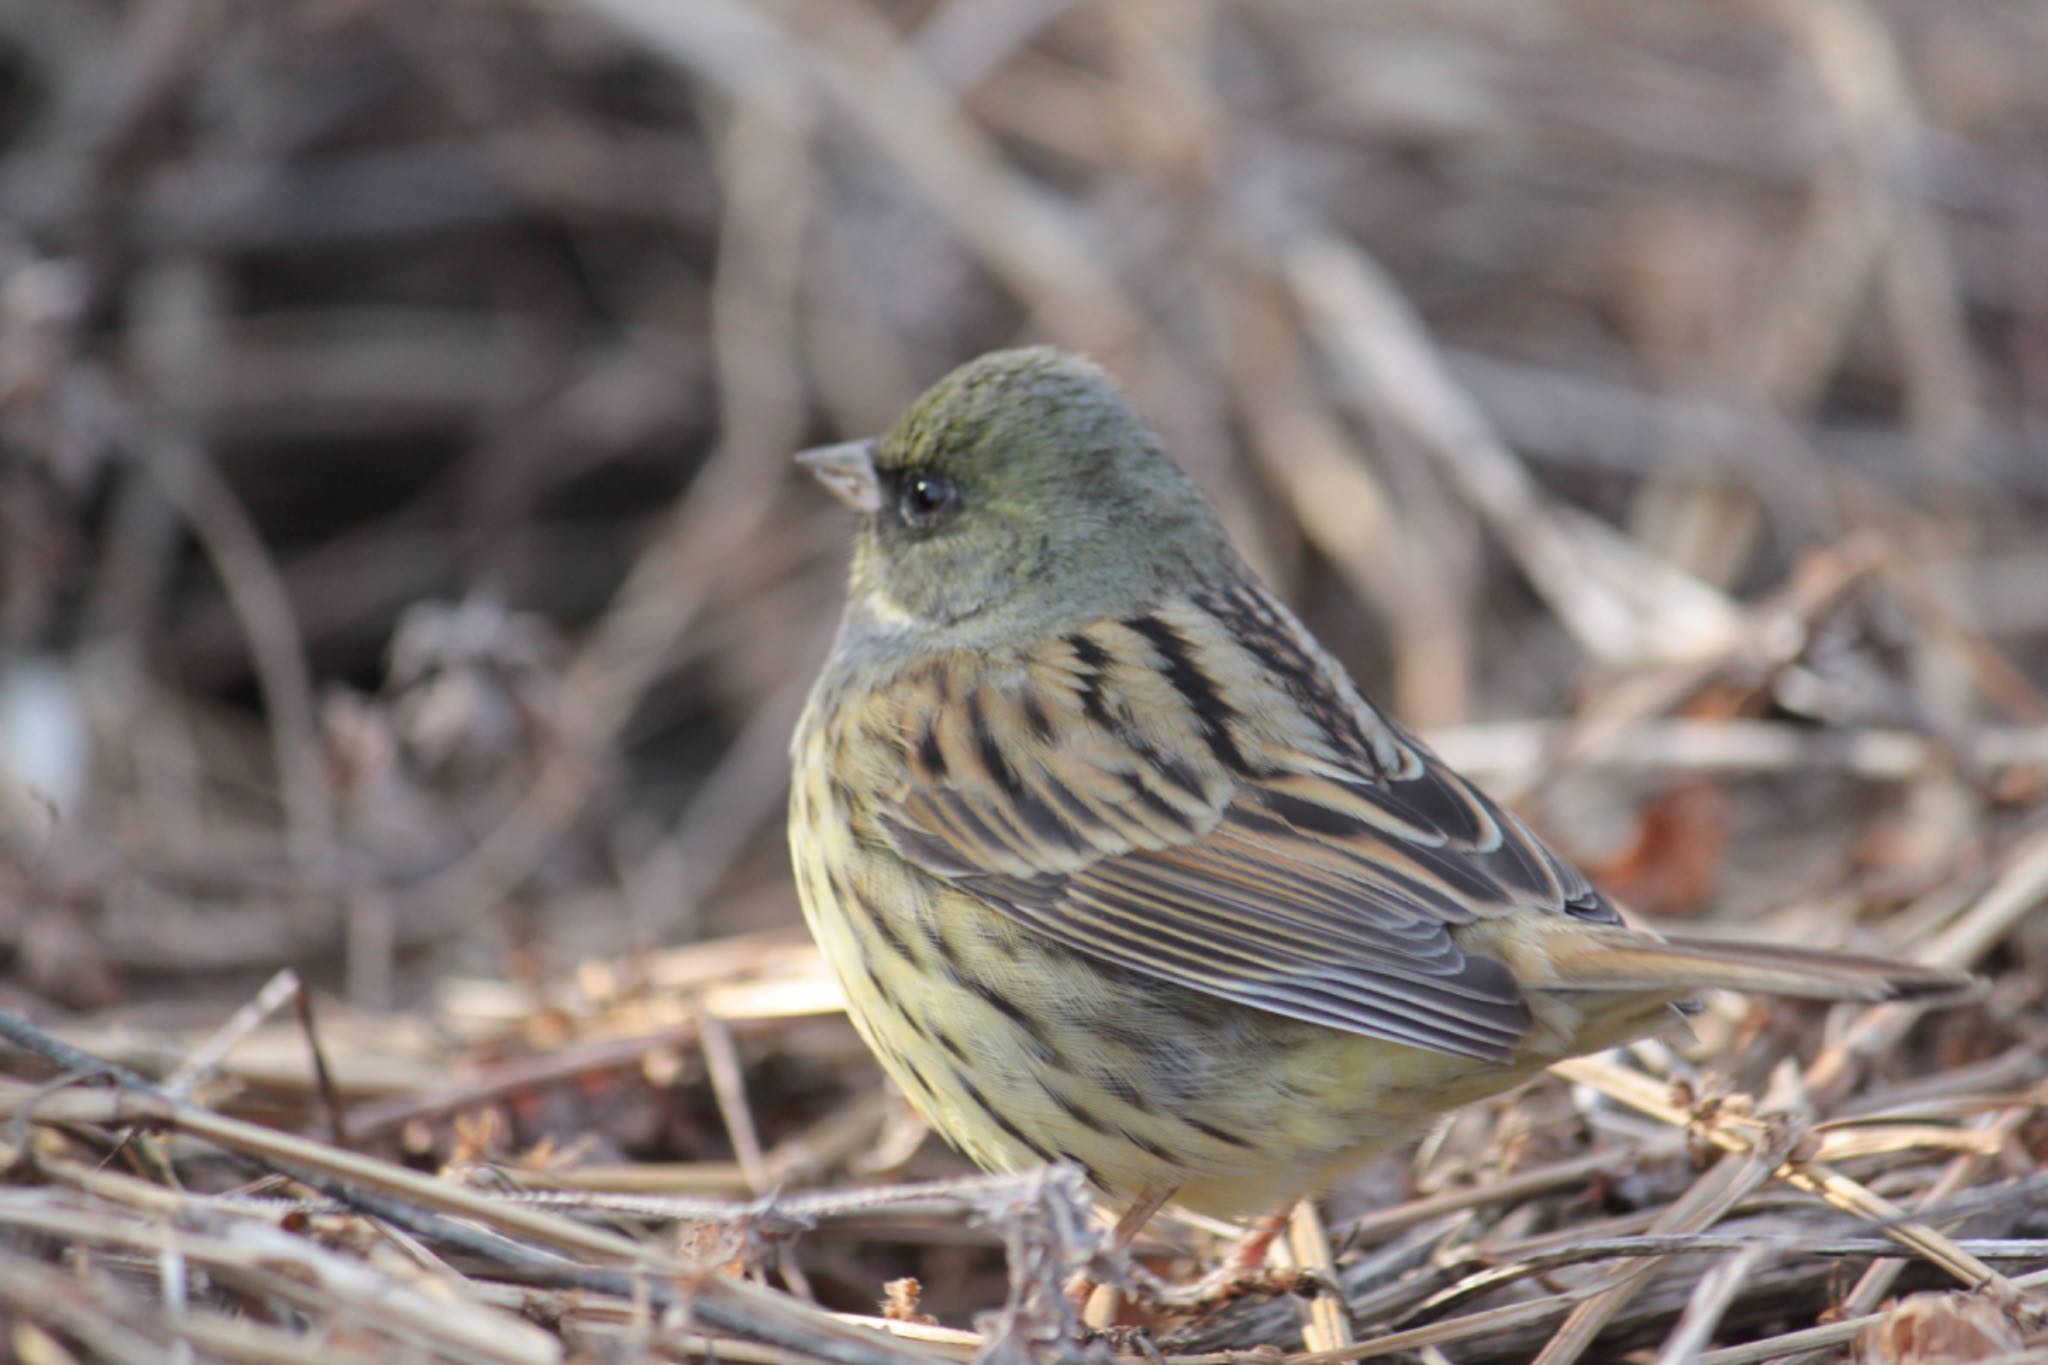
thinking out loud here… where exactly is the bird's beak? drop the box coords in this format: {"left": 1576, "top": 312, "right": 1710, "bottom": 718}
{"left": 796, "top": 440, "right": 883, "bottom": 514}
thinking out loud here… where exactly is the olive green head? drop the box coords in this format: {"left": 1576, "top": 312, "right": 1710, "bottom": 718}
{"left": 800, "top": 348, "right": 1228, "bottom": 640}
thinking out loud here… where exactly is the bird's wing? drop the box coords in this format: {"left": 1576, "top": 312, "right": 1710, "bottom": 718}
{"left": 869, "top": 580, "right": 1620, "bottom": 1063}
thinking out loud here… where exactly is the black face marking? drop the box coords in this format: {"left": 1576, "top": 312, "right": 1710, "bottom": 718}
{"left": 1122, "top": 614, "right": 1251, "bottom": 773}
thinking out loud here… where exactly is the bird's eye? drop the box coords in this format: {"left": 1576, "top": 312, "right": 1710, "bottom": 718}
{"left": 899, "top": 473, "right": 960, "bottom": 528}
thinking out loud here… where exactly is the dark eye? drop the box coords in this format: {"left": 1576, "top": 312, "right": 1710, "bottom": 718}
{"left": 899, "top": 472, "right": 960, "bottom": 528}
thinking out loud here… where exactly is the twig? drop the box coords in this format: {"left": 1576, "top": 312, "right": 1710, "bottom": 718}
{"left": 1284, "top": 1201, "right": 1354, "bottom": 1353}
{"left": 699, "top": 1009, "right": 770, "bottom": 1194}
{"left": 1425, "top": 717, "right": 2048, "bottom": 786}
{"left": 139, "top": 431, "right": 334, "bottom": 865}
{"left": 292, "top": 978, "right": 348, "bottom": 1146}
{"left": 1553, "top": 1056, "right": 2006, "bottom": 1293}
{"left": 161, "top": 968, "right": 303, "bottom": 1100}
{"left": 1531, "top": 1123, "right": 1802, "bottom": 1365}
{"left": 1652, "top": 1244, "right": 1775, "bottom": 1365}
{"left": 1694, "top": 1265, "right": 2048, "bottom": 1365}
{"left": 1825, "top": 1092, "right": 2048, "bottom": 1329}
{"left": 0, "top": 1013, "right": 942, "bottom": 1364}
{"left": 1804, "top": 822, "right": 2048, "bottom": 1108}
{"left": 1282, "top": 227, "right": 1740, "bottom": 666}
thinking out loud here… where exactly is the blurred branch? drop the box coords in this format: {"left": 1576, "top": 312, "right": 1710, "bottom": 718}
{"left": 140, "top": 430, "right": 335, "bottom": 861}
{"left": 578, "top": 0, "right": 1148, "bottom": 356}
{"left": 1283, "top": 229, "right": 1742, "bottom": 667}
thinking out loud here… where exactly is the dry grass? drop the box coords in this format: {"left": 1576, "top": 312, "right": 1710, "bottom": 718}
{"left": 1, "top": 0, "right": 2045, "bottom": 1359}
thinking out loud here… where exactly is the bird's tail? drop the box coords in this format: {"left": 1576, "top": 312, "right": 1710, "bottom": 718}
{"left": 1529, "top": 929, "right": 1976, "bottom": 1004}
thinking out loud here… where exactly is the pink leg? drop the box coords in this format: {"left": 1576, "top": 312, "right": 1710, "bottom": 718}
{"left": 1147, "top": 1205, "right": 1306, "bottom": 1311}
{"left": 1110, "top": 1183, "right": 1177, "bottom": 1249}
{"left": 1221, "top": 1209, "right": 1290, "bottom": 1279}
{"left": 1066, "top": 1183, "right": 1178, "bottom": 1321}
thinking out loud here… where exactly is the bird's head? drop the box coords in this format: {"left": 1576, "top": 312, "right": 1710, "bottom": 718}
{"left": 800, "top": 347, "right": 1228, "bottom": 644}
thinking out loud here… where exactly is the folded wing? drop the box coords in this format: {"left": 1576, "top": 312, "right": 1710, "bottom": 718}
{"left": 874, "top": 582, "right": 1617, "bottom": 1064}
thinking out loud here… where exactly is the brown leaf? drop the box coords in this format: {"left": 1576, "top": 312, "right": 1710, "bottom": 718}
{"left": 1590, "top": 782, "right": 1730, "bottom": 919}
{"left": 1854, "top": 1292, "right": 2025, "bottom": 1364}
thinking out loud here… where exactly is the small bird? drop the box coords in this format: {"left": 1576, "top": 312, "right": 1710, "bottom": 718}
{"left": 788, "top": 347, "right": 1969, "bottom": 1253}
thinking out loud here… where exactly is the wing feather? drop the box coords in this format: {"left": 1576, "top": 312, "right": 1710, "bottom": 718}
{"left": 871, "top": 580, "right": 1617, "bottom": 1064}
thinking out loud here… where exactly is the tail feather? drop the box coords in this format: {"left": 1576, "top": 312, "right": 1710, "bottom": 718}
{"left": 1531, "top": 930, "right": 1976, "bottom": 1004}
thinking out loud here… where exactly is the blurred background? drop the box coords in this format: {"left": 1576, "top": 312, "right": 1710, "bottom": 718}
{"left": 1, "top": 0, "right": 2046, "bottom": 1328}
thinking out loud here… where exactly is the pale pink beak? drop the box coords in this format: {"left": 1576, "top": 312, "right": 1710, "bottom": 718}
{"left": 797, "top": 440, "right": 883, "bottom": 514}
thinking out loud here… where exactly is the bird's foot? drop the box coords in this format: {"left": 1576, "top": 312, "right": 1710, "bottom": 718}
{"left": 1127, "top": 1210, "right": 1324, "bottom": 1313}
{"left": 1147, "top": 1262, "right": 1327, "bottom": 1314}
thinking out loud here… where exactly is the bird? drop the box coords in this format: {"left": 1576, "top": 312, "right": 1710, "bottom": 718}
{"left": 786, "top": 345, "right": 1971, "bottom": 1262}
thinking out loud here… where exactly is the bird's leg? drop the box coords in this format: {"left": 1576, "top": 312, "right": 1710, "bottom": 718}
{"left": 1220, "top": 1209, "right": 1291, "bottom": 1281}
{"left": 1149, "top": 1205, "right": 1306, "bottom": 1311}
{"left": 1066, "top": 1182, "right": 1177, "bottom": 1326}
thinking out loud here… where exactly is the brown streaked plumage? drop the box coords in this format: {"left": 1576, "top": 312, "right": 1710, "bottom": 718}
{"left": 788, "top": 347, "right": 1972, "bottom": 1228}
